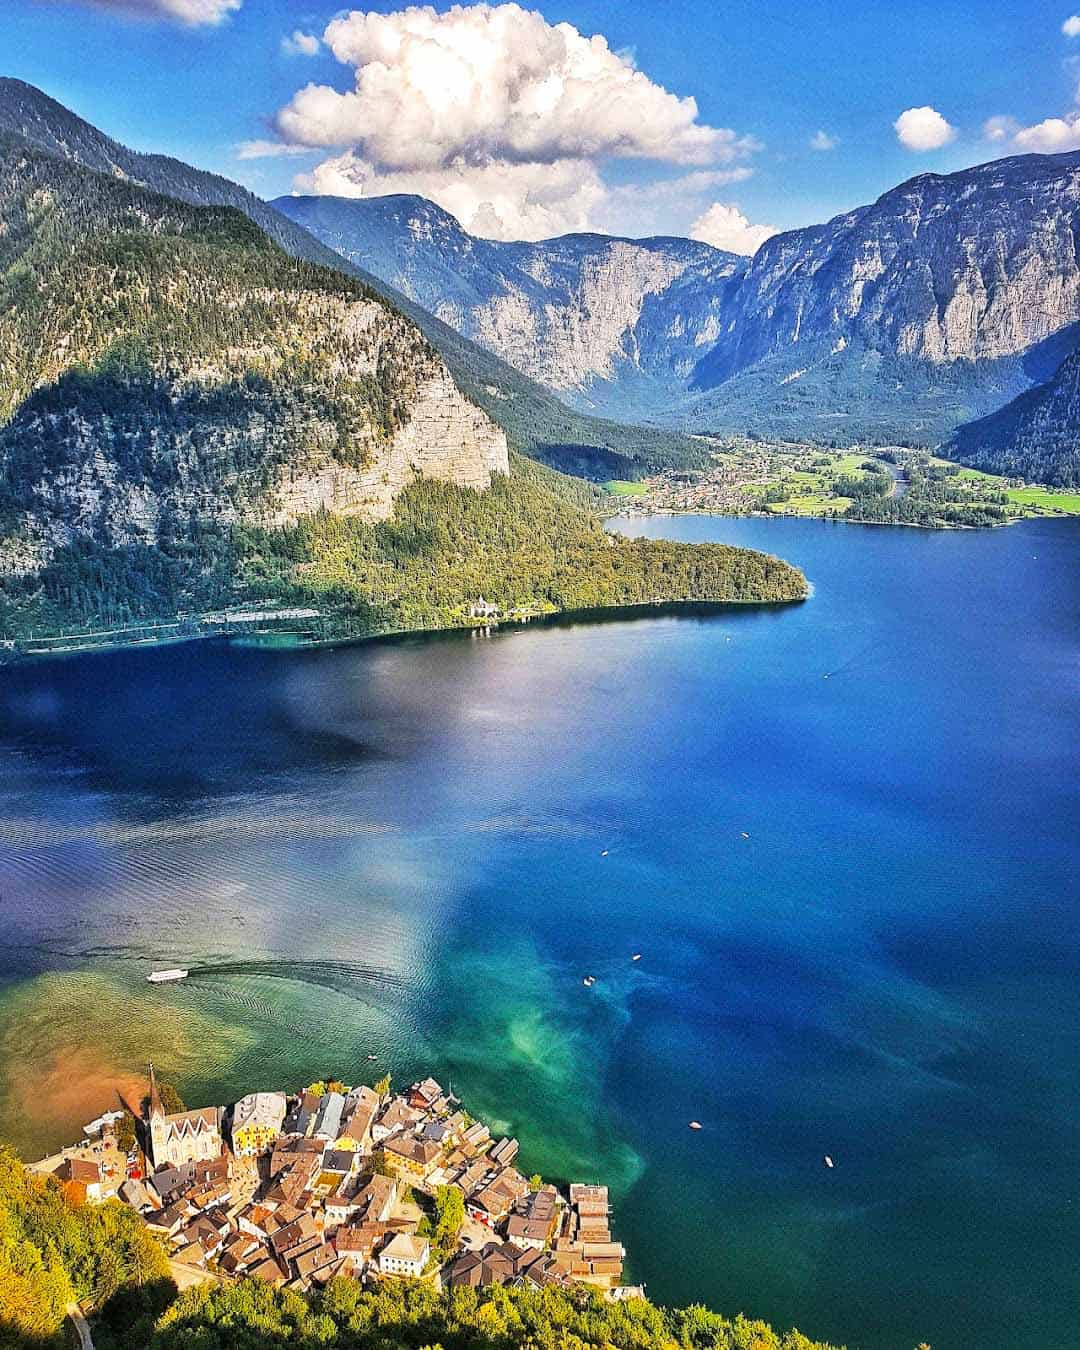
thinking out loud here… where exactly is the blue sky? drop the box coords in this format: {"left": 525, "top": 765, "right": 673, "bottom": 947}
{"left": 6, "top": 0, "right": 1080, "bottom": 247}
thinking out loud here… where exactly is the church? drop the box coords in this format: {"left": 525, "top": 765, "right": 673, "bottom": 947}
{"left": 144, "top": 1064, "right": 223, "bottom": 1168}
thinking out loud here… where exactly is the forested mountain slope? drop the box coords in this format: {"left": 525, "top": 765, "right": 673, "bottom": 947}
{"left": 0, "top": 77, "right": 705, "bottom": 479}
{"left": 946, "top": 345, "right": 1080, "bottom": 486}
{"left": 0, "top": 131, "right": 805, "bottom": 642}
{"left": 0, "top": 132, "right": 507, "bottom": 562}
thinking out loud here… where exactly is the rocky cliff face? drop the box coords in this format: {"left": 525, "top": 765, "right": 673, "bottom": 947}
{"left": 695, "top": 152, "right": 1080, "bottom": 384}
{"left": 277, "top": 155, "right": 1080, "bottom": 455}
{"left": 263, "top": 366, "right": 507, "bottom": 529}
{"left": 0, "top": 136, "right": 506, "bottom": 571}
{"left": 273, "top": 194, "right": 745, "bottom": 409}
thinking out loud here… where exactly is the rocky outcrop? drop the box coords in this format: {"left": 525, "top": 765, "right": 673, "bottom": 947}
{"left": 265, "top": 368, "right": 507, "bottom": 526}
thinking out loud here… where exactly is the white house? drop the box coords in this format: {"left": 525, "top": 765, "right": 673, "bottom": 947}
{"left": 378, "top": 1232, "right": 429, "bottom": 1278}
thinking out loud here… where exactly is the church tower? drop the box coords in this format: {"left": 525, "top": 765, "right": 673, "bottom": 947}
{"left": 146, "top": 1062, "right": 167, "bottom": 1167}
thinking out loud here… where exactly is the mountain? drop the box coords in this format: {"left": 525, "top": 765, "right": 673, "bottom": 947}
{"left": 945, "top": 344, "right": 1080, "bottom": 486}
{"left": 688, "top": 151, "right": 1080, "bottom": 444}
{"left": 0, "top": 129, "right": 505, "bottom": 565}
{"left": 273, "top": 193, "right": 746, "bottom": 422}
{"left": 0, "top": 124, "right": 805, "bottom": 642}
{"left": 0, "top": 77, "right": 705, "bottom": 480}
{"left": 276, "top": 154, "right": 1080, "bottom": 467}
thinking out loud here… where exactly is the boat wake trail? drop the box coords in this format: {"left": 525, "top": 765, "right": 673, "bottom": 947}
{"left": 183, "top": 958, "right": 409, "bottom": 996}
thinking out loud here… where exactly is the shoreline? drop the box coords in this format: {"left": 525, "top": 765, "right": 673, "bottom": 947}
{"left": 0, "top": 592, "right": 808, "bottom": 668}
{"left": 612, "top": 504, "right": 1013, "bottom": 531}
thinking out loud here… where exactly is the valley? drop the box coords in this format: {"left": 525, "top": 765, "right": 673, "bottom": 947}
{"left": 605, "top": 441, "right": 1080, "bottom": 528}
{"left": 275, "top": 161, "right": 1080, "bottom": 481}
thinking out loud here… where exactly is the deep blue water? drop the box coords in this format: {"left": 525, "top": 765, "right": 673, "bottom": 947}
{"left": 0, "top": 514, "right": 1077, "bottom": 1349}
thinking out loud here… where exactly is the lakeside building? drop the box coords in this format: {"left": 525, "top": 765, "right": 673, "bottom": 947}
{"left": 57, "top": 1066, "right": 631, "bottom": 1296}
{"left": 146, "top": 1064, "right": 223, "bottom": 1168}
{"left": 231, "top": 1092, "right": 287, "bottom": 1156}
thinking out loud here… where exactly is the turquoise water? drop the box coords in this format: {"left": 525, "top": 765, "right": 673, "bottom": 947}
{"left": 0, "top": 515, "right": 1077, "bottom": 1349}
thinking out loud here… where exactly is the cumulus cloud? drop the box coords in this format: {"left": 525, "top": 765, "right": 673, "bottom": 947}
{"left": 1012, "top": 114, "right": 1080, "bottom": 151}
{"left": 983, "top": 106, "right": 1080, "bottom": 154}
{"left": 809, "top": 129, "right": 837, "bottom": 151}
{"left": 275, "top": 4, "right": 748, "bottom": 168}
{"left": 282, "top": 30, "right": 321, "bottom": 57}
{"left": 264, "top": 4, "right": 761, "bottom": 240}
{"left": 1063, "top": 14, "right": 1080, "bottom": 36}
{"left": 689, "top": 202, "right": 777, "bottom": 256}
{"left": 893, "top": 105, "right": 957, "bottom": 151}
{"left": 72, "top": 0, "right": 240, "bottom": 23}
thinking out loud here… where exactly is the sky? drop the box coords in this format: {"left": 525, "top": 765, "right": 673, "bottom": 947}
{"left": 6, "top": 0, "right": 1080, "bottom": 249}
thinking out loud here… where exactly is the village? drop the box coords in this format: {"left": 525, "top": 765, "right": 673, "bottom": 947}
{"left": 30, "top": 1068, "right": 640, "bottom": 1301}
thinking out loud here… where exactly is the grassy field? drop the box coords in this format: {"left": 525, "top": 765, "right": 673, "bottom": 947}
{"left": 611, "top": 441, "right": 1080, "bottom": 527}
{"left": 1004, "top": 486, "right": 1080, "bottom": 513}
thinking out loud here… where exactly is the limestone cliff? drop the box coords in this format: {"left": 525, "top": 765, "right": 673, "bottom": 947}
{"left": 0, "top": 135, "right": 506, "bottom": 570}
{"left": 275, "top": 155, "right": 1080, "bottom": 455}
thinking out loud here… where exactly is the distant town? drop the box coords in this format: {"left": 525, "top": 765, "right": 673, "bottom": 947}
{"left": 29, "top": 1067, "right": 639, "bottom": 1300}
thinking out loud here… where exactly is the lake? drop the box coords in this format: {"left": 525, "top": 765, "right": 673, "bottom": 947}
{"left": 0, "top": 514, "right": 1077, "bottom": 1349}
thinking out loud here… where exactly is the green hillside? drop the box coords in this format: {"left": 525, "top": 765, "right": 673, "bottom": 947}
{"left": 0, "top": 1146, "right": 840, "bottom": 1350}
{"left": 0, "top": 132, "right": 806, "bottom": 648}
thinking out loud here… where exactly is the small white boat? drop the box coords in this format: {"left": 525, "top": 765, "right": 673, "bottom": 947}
{"left": 824, "top": 1155, "right": 835, "bottom": 1169}
{"left": 583, "top": 976, "right": 596, "bottom": 987}
{"left": 367, "top": 1054, "right": 379, "bottom": 1061}
{"left": 631, "top": 953, "right": 642, "bottom": 961}
{"left": 740, "top": 831, "right": 751, "bottom": 839}
{"left": 689, "top": 1120, "right": 703, "bottom": 1130}
{"left": 600, "top": 849, "right": 609, "bottom": 857}
{"left": 147, "top": 968, "right": 188, "bottom": 984}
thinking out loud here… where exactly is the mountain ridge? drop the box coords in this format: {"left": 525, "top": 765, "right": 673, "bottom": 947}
{"left": 0, "top": 77, "right": 705, "bottom": 480}
{"left": 275, "top": 149, "right": 1080, "bottom": 466}
{"left": 273, "top": 190, "right": 747, "bottom": 415}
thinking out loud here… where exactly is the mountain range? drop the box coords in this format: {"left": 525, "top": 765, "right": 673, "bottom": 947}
{"left": 275, "top": 158, "right": 1080, "bottom": 483}
{"left": 0, "top": 78, "right": 703, "bottom": 484}
{"left": 0, "top": 80, "right": 806, "bottom": 641}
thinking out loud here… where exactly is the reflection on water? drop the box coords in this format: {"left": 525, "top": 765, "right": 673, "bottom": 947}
{"left": 0, "top": 515, "right": 1078, "bottom": 1350}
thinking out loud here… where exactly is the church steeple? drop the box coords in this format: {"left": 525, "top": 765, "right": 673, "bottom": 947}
{"left": 147, "top": 1062, "right": 164, "bottom": 1122}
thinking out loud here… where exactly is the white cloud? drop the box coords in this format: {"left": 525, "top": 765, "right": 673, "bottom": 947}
{"left": 236, "top": 139, "right": 318, "bottom": 161}
{"left": 1063, "top": 14, "right": 1080, "bottom": 36}
{"left": 893, "top": 105, "right": 957, "bottom": 151}
{"left": 689, "top": 202, "right": 777, "bottom": 256}
{"left": 282, "top": 30, "right": 321, "bottom": 57}
{"left": 1012, "top": 114, "right": 1080, "bottom": 151}
{"left": 73, "top": 0, "right": 240, "bottom": 23}
{"left": 275, "top": 4, "right": 750, "bottom": 169}
{"left": 294, "top": 153, "right": 608, "bottom": 241}
{"left": 809, "top": 129, "right": 837, "bottom": 151}
{"left": 591, "top": 168, "right": 754, "bottom": 238}
{"left": 266, "top": 3, "right": 761, "bottom": 240}
{"left": 291, "top": 158, "right": 755, "bottom": 243}
{"left": 983, "top": 115, "right": 1021, "bottom": 143}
